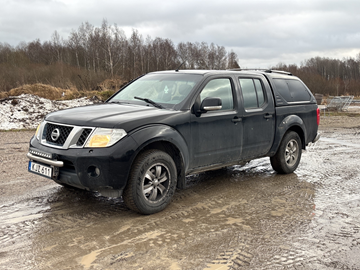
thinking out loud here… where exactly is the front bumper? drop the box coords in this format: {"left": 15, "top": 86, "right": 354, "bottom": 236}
{"left": 27, "top": 135, "right": 138, "bottom": 196}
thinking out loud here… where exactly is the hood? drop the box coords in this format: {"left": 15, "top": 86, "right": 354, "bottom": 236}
{"left": 45, "top": 103, "right": 181, "bottom": 131}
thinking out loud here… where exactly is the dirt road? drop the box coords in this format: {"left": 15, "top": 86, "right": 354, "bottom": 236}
{"left": 1, "top": 117, "right": 360, "bottom": 269}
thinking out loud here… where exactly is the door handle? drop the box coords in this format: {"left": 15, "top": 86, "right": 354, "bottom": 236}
{"left": 264, "top": 114, "right": 273, "bottom": 119}
{"left": 232, "top": 117, "right": 242, "bottom": 123}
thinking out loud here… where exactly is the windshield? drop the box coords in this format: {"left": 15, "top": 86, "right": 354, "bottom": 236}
{"left": 109, "top": 73, "right": 202, "bottom": 108}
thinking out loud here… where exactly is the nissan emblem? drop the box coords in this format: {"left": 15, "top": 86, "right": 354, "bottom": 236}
{"left": 51, "top": 128, "right": 61, "bottom": 141}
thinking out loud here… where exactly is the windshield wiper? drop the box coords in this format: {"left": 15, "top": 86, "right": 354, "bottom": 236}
{"left": 134, "top": 96, "right": 165, "bottom": 109}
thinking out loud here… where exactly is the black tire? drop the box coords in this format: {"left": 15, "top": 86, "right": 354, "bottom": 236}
{"left": 123, "top": 150, "right": 177, "bottom": 214}
{"left": 270, "top": 131, "right": 302, "bottom": 174}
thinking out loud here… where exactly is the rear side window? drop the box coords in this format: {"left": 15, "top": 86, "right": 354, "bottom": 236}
{"left": 273, "top": 79, "right": 311, "bottom": 102}
{"left": 239, "top": 78, "right": 265, "bottom": 109}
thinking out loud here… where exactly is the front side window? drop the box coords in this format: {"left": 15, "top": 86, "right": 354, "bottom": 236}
{"left": 200, "top": 78, "right": 234, "bottom": 110}
{"left": 239, "top": 78, "right": 265, "bottom": 109}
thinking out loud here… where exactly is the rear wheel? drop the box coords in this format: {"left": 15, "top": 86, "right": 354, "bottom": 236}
{"left": 270, "top": 131, "right": 302, "bottom": 174}
{"left": 123, "top": 150, "right": 177, "bottom": 214}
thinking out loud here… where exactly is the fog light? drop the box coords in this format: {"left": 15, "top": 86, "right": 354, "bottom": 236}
{"left": 87, "top": 166, "right": 100, "bottom": 177}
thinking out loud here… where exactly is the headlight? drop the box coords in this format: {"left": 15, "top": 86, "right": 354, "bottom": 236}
{"left": 85, "top": 128, "right": 127, "bottom": 148}
{"left": 35, "top": 121, "right": 45, "bottom": 141}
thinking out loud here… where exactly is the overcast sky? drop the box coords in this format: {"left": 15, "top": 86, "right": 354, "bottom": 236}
{"left": 1, "top": 0, "right": 360, "bottom": 68}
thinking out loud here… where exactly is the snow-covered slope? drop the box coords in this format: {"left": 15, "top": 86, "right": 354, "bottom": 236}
{"left": 0, "top": 94, "right": 94, "bottom": 130}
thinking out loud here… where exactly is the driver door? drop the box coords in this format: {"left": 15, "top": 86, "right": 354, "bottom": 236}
{"left": 189, "top": 77, "right": 242, "bottom": 168}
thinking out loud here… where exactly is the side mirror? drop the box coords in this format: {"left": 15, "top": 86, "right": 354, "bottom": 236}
{"left": 199, "top": 97, "right": 222, "bottom": 112}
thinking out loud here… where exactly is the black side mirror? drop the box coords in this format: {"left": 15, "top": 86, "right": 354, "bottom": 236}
{"left": 200, "top": 97, "right": 222, "bottom": 112}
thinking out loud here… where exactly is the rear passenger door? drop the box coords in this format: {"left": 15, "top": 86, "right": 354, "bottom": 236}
{"left": 238, "top": 76, "right": 275, "bottom": 159}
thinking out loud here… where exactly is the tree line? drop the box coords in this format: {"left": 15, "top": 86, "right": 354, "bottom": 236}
{"left": 275, "top": 55, "right": 360, "bottom": 97}
{"left": 0, "top": 19, "right": 359, "bottom": 97}
{"left": 0, "top": 20, "right": 239, "bottom": 93}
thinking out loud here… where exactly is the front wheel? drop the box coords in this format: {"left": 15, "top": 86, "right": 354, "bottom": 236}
{"left": 270, "top": 131, "right": 302, "bottom": 174}
{"left": 123, "top": 150, "right": 177, "bottom": 214}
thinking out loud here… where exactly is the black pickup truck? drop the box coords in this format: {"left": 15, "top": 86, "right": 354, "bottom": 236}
{"left": 27, "top": 69, "right": 320, "bottom": 214}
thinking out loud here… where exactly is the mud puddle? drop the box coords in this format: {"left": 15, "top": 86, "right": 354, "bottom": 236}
{"left": 0, "top": 128, "right": 360, "bottom": 269}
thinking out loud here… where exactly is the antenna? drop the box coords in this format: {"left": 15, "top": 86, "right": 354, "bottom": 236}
{"left": 175, "top": 62, "right": 185, "bottom": 72}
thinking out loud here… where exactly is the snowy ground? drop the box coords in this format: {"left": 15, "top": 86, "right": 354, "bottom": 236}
{"left": 0, "top": 94, "right": 94, "bottom": 130}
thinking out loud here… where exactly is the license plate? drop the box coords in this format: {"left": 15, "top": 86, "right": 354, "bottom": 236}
{"left": 28, "top": 161, "right": 53, "bottom": 178}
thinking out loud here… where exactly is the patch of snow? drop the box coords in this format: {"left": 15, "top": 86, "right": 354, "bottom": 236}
{"left": 0, "top": 94, "right": 94, "bottom": 130}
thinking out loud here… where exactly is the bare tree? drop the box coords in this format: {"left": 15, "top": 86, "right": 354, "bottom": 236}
{"left": 3, "top": 20, "right": 360, "bottom": 96}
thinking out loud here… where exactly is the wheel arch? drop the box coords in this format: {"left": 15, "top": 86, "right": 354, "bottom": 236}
{"left": 269, "top": 114, "right": 307, "bottom": 156}
{"left": 128, "top": 125, "right": 189, "bottom": 189}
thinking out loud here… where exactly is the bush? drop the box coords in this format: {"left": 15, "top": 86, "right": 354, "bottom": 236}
{"left": 98, "top": 90, "right": 116, "bottom": 101}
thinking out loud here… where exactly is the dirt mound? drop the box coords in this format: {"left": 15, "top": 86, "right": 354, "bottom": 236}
{"left": 0, "top": 94, "right": 93, "bottom": 130}
{"left": 7, "top": 83, "right": 80, "bottom": 100}
{"left": 5, "top": 81, "right": 122, "bottom": 101}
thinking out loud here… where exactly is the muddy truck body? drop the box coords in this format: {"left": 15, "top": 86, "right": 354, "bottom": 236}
{"left": 27, "top": 70, "right": 320, "bottom": 214}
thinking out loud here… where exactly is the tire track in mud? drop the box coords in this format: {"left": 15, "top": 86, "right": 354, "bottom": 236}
{"left": 0, "top": 193, "right": 53, "bottom": 270}
{"left": 87, "top": 165, "right": 314, "bottom": 269}
{"left": 76, "top": 194, "right": 246, "bottom": 269}
{"left": 291, "top": 130, "right": 360, "bottom": 269}
{"left": 24, "top": 171, "right": 252, "bottom": 269}
{"left": 0, "top": 150, "right": 329, "bottom": 270}
{"left": 205, "top": 245, "right": 253, "bottom": 269}
{"left": 0, "top": 187, "right": 132, "bottom": 270}
{"left": 67, "top": 160, "right": 315, "bottom": 270}
{"left": 201, "top": 136, "right": 360, "bottom": 270}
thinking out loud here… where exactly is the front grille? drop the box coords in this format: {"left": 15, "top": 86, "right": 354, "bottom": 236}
{"left": 44, "top": 123, "right": 73, "bottom": 146}
{"left": 76, "top": 128, "right": 92, "bottom": 146}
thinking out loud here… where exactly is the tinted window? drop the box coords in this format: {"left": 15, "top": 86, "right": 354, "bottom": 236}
{"left": 287, "top": 80, "right": 311, "bottom": 101}
{"left": 239, "top": 78, "right": 265, "bottom": 109}
{"left": 273, "top": 79, "right": 292, "bottom": 101}
{"left": 200, "top": 78, "right": 234, "bottom": 110}
{"left": 273, "top": 79, "right": 311, "bottom": 102}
